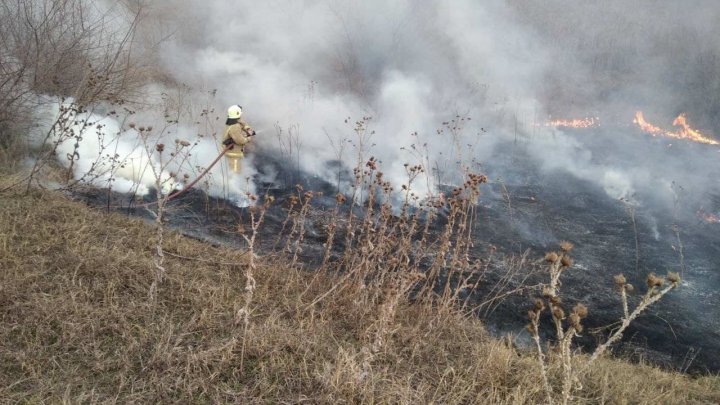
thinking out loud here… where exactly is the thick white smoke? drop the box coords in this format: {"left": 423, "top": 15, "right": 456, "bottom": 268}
{"left": 141, "top": 0, "right": 555, "bottom": 199}
{"left": 35, "top": 97, "right": 256, "bottom": 204}
{"left": 39, "top": 0, "right": 720, "bottom": 210}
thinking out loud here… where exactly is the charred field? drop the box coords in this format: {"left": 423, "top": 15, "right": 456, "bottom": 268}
{"left": 76, "top": 124, "right": 720, "bottom": 375}
{"left": 6, "top": 1, "right": 720, "bottom": 401}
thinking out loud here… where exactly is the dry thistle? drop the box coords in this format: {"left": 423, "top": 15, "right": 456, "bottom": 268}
{"left": 552, "top": 305, "right": 565, "bottom": 320}
{"left": 561, "top": 255, "right": 574, "bottom": 268}
{"left": 534, "top": 298, "right": 545, "bottom": 312}
{"left": 614, "top": 274, "right": 627, "bottom": 287}
{"left": 624, "top": 284, "right": 635, "bottom": 293}
{"left": 545, "top": 252, "right": 559, "bottom": 263}
{"left": 568, "top": 313, "right": 582, "bottom": 329}
{"left": 411, "top": 272, "right": 426, "bottom": 280}
{"left": 155, "top": 144, "right": 165, "bottom": 153}
{"left": 572, "top": 303, "right": 588, "bottom": 319}
{"left": 646, "top": 273, "right": 664, "bottom": 288}
{"left": 667, "top": 272, "right": 681, "bottom": 285}
{"left": 559, "top": 241, "right": 574, "bottom": 252}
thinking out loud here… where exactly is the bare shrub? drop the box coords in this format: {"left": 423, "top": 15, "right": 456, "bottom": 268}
{"left": 287, "top": 152, "right": 537, "bottom": 327}
{"left": 527, "top": 242, "right": 681, "bottom": 405}
{"left": 1, "top": 191, "right": 717, "bottom": 403}
{"left": 0, "top": 0, "right": 146, "bottom": 183}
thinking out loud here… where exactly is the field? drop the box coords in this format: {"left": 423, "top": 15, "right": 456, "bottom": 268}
{"left": 1, "top": 187, "right": 718, "bottom": 403}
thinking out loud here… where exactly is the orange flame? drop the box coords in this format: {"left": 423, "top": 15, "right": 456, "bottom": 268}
{"left": 633, "top": 112, "right": 666, "bottom": 136}
{"left": 671, "top": 114, "right": 718, "bottom": 144}
{"left": 633, "top": 111, "right": 719, "bottom": 145}
{"left": 540, "top": 117, "right": 599, "bottom": 129}
{"left": 698, "top": 209, "right": 720, "bottom": 224}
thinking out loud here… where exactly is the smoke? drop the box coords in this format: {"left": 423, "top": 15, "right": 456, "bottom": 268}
{"left": 39, "top": 0, "right": 720, "bottom": 213}
{"left": 29, "top": 0, "right": 713, "bottom": 372}
{"left": 126, "top": 1, "right": 548, "bottom": 200}
{"left": 509, "top": 0, "right": 720, "bottom": 122}
{"left": 35, "top": 97, "right": 256, "bottom": 204}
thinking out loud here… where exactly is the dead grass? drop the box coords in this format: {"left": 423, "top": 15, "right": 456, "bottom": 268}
{"left": 0, "top": 190, "right": 718, "bottom": 403}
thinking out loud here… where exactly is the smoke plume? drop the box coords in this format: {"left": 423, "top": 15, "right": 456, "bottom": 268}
{"left": 45, "top": 0, "right": 720, "bottom": 212}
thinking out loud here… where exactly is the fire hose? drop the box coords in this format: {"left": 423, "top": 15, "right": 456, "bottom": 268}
{"left": 126, "top": 144, "right": 233, "bottom": 209}
{"left": 164, "top": 143, "right": 234, "bottom": 203}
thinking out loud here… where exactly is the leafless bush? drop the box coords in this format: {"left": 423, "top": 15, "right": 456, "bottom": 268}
{"left": 141, "top": 132, "right": 195, "bottom": 301}
{"left": 2, "top": 177, "right": 718, "bottom": 403}
{"left": 285, "top": 152, "right": 515, "bottom": 318}
{"left": 0, "top": 0, "right": 146, "bottom": 179}
{"left": 274, "top": 122, "right": 303, "bottom": 187}
{"left": 236, "top": 193, "right": 273, "bottom": 371}
{"left": 527, "top": 242, "right": 680, "bottom": 405}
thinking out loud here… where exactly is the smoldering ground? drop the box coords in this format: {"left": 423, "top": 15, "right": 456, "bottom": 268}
{"left": 31, "top": 0, "right": 720, "bottom": 372}
{"left": 122, "top": 0, "right": 720, "bottom": 210}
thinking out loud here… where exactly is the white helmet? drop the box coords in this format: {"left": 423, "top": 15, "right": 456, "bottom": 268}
{"left": 227, "top": 105, "right": 242, "bottom": 119}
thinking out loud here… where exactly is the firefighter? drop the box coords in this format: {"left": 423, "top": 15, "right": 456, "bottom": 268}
{"left": 222, "top": 105, "right": 256, "bottom": 172}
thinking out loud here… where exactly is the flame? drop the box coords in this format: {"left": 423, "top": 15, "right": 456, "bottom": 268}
{"left": 671, "top": 114, "right": 718, "bottom": 144}
{"left": 697, "top": 209, "right": 720, "bottom": 224}
{"left": 633, "top": 111, "right": 719, "bottom": 145}
{"left": 632, "top": 112, "right": 666, "bottom": 136}
{"left": 539, "top": 117, "right": 599, "bottom": 128}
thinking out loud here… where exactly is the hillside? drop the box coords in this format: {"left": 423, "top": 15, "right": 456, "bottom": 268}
{"left": 2, "top": 2, "right": 720, "bottom": 402}
{"left": 1, "top": 188, "right": 718, "bottom": 403}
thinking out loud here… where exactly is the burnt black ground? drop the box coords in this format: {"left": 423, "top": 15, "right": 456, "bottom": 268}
{"left": 474, "top": 176, "right": 720, "bottom": 375}
{"left": 78, "top": 126, "right": 720, "bottom": 374}
{"left": 471, "top": 128, "right": 720, "bottom": 374}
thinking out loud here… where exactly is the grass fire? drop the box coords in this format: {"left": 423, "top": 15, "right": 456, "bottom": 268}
{"left": 2, "top": 0, "right": 720, "bottom": 403}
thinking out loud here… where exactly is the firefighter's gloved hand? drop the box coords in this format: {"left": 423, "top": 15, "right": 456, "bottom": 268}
{"left": 222, "top": 138, "right": 235, "bottom": 146}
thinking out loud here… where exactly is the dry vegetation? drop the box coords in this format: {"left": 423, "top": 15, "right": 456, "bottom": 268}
{"left": 0, "top": 0, "right": 152, "bottom": 185}
{"left": 2, "top": 1, "right": 720, "bottom": 403}
{"left": 509, "top": 0, "right": 720, "bottom": 130}
{"left": 1, "top": 187, "right": 719, "bottom": 403}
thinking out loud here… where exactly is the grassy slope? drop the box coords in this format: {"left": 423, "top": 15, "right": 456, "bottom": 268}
{"left": 0, "top": 189, "right": 718, "bottom": 403}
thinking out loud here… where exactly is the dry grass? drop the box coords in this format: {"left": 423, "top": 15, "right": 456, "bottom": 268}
{"left": 0, "top": 189, "right": 718, "bottom": 403}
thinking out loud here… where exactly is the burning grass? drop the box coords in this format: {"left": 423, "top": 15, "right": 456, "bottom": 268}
{"left": 633, "top": 111, "right": 720, "bottom": 145}
{"left": 0, "top": 189, "right": 719, "bottom": 403}
{"left": 538, "top": 117, "right": 599, "bottom": 129}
